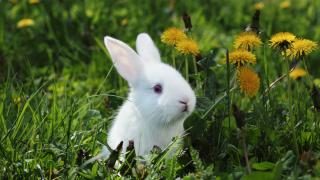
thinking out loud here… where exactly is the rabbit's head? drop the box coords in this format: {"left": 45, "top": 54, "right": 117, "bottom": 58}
{"left": 104, "top": 33, "right": 196, "bottom": 125}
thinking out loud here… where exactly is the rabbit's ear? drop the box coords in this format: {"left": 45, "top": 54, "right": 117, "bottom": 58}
{"left": 104, "top": 36, "right": 143, "bottom": 84}
{"left": 136, "top": 33, "right": 161, "bottom": 62}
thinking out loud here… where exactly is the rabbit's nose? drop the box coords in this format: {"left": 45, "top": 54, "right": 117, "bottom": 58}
{"left": 179, "top": 100, "right": 187, "bottom": 105}
{"left": 179, "top": 96, "right": 189, "bottom": 104}
{"left": 179, "top": 99, "right": 189, "bottom": 112}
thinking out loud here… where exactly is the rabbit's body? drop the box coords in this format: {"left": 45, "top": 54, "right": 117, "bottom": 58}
{"left": 104, "top": 33, "right": 196, "bottom": 156}
{"left": 108, "top": 99, "right": 184, "bottom": 155}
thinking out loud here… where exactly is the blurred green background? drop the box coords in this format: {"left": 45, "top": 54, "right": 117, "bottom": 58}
{"left": 1, "top": 0, "right": 319, "bottom": 76}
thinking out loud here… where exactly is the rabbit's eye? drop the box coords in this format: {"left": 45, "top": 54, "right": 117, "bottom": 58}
{"left": 153, "top": 84, "right": 162, "bottom": 94}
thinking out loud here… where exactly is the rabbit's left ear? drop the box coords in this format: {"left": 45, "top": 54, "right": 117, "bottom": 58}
{"left": 136, "top": 33, "right": 161, "bottom": 63}
{"left": 104, "top": 36, "right": 143, "bottom": 84}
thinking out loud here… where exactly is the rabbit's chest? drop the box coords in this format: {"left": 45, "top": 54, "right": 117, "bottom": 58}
{"left": 108, "top": 102, "right": 185, "bottom": 155}
{"left": 133, "top": 122, "right": 184, "bottom": 153}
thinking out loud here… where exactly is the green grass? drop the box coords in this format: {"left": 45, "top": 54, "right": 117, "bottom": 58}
{"left": 1, "top": 0, "right": 320, "bottom": 179}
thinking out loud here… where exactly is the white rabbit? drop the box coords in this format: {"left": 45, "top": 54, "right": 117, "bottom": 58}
{"left": 104, "top": 33, "right": 196, "bottom": 156}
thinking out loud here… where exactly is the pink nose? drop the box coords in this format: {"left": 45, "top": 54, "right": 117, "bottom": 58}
{"left": 179, "top": 97, "right": 189, "bottom": 104}
{"left": 179, "top": 100, "right": 187, "bottom": 105}
{"left": 179, "top": 99, "right": 189, "bottom": 112}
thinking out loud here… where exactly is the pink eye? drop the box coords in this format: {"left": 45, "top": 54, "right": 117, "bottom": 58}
{"left": 153, "top": 84, "right": 162, "bottom": 94}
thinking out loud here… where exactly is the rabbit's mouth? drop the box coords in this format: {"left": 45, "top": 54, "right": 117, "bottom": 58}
{"left": 169, "top": 110, "right": 190, "bottom": 122}
{"left": 180, "top": 109, "right": 192, "bottom": 117}
{"left": 182, "top": 106, "right": 188, "bottom": 112}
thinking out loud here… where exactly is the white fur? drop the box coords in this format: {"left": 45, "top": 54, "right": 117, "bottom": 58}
{"left": 104, "top": 33, "right": 196, "bottom": 156}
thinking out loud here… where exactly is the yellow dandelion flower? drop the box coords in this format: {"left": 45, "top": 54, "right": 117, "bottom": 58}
{"left": 254, "top": 2, "right": 265, "bottom": 10}
{"left": 237, "top": 67, "right": 260, "bottom": 97}
{"left": 280, "top": 1, "right": 290, "bottom": 9}
{"left": 176, "top": 38, "right": 200, "bottom": 56}
{"left": 161, "top": 27, "right": 187, "bottom": 46}
{"left": 229, "top": 50, "right": 256, "bottom": 66}
{"left": 269, "top": 32, "right": 296, "bottom": 51}
{"left": 234, "top": 32, "right": 262, "bottom": 51}
{"left": 17, "top": 19, "right": 35, "bottom": 28}
{"left": 29, "top": 0, "right": 40, "bottom": 4}
{"left": 120, "top": 18, "right": 128, "bottom": 26}
{"left": 17, "top": 18, "right": 34, "bottom": 28}
{"left": 289, "top": 68, "right": 307, "bottom": 80}
{"left": 286, "top": 39, "right": 317, "bottom": 59}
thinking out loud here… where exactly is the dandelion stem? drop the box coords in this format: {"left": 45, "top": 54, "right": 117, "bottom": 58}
{"left": 241, "top": 130, "right": 251, "bottom": 174}
{"left": 226, "top": 49, "right": 231, "bottom": 128}
{"left": 172, "top": 50, "right": 176, "bottom": 68}
{"left": 285, "top": 58, "right": 299, "bottom": 155}
{"left": 185, "top": 56, "right": 189, "bottom": 82}
{"left": 192, "top": 56, "right": 198, "bottom": 75}
{"left": 302, "top": 58, "right": 317, "bottom": 146}
{"left": 201, "top": 86, "right": 237, "bottom": 119}
{"left": 192, "top": 56, "right": 199, "bottom": 87}
{"left": 302, "top": 58, "right": 313, "bottom": 89}
{"left": 263, "top": 64, "right": 297, "bottom": 96}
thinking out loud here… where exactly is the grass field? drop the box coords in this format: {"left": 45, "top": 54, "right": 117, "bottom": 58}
{"left": 1, "top": 0, "right": 320, "bottom": 179}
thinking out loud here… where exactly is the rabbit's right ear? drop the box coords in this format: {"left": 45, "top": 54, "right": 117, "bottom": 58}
{"left": 104, "top": 36, "right": 143, "bottom": 84}
{"left": 136, "top": 33, "right": 161, "bottom": 63}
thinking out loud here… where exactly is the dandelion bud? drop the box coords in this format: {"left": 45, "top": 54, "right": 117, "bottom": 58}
{"left": 182, "top": 12, "right": 192, "bottom": 31}
{"left": 249, "top": 10, "right": 260, "bottom": 34}
{"left": 120, "top": 140, "right": 136, "bottom": 175}
{"left": 195, "top": 53, "right": 202, "bottom": 61}
{"left": 232, "top": 103, "right": 245, "bottom": 129}
{"left": 106, "top": 141, "right": 123, "bottom": 168}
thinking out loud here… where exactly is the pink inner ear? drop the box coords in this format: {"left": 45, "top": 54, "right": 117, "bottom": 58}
{"left": 115, "top": 59, "right": 139, "bottom": 82}
{"left": 105, "top": 37, "right": 142, "bottom": 84}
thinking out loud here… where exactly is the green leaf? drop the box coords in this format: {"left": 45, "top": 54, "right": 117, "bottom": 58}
{"left": 301, "top": 131, "right": 312, "bottom": 142}
{"left": 222, "top": 116, "right": 237, "bottom": 130}
{"left": 184, "top": 113, "right": 206, "bottom": 136}
{"left": 84, "top": 109, "right": 102, "bottom": 120}
{"left": 272, "top": 162, "right": 283, "bottom": 180}
{"left": 242, "top": 171, "right": 274, "bottom": 180}
{"left": 252, "top": 161, "right": 275, "bottom": 171}
{"left": 163, "top": 157, "right": 177, "bottom": 179}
